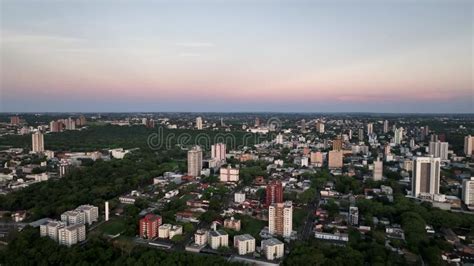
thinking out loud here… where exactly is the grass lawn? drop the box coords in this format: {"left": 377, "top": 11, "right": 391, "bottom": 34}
{"left": 99, "top": 218, "right": 127, "bottom": 235}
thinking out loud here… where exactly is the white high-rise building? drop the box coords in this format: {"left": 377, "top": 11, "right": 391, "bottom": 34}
{"left": 464, "top": 135, "right": 474, "bottom": 156}
{"left": 219, "top": 166, "right": 239, "bottom": 182}
{"left": 358, "top": 128, "right": 364, "bottom": 142}
{"left": 383, "top": 120, "right": 389, "bottom": 133}
{"left": 268, "top": 201, "right": 293, "bottom": 238}
{"left": 75, "top": 205, "right": 99, "bottom": 225}
{"left": 261, "top": 238, "right": 284, "bottom": 261}
{"left": 187, "top": 146, "right": 203, "bottom": 177}
{"left": 462, "top": 177, "right": 474, "bottom": 207}
{"left": 61, "top": 205, "right": 99, "bottom": 225}
{"left": 394, "top": 127, "right": 404, "bottom": 145}
{"left": 373, "top": 158, "right": 383, "bottom": 181}
{"left": 196, "top": 117, "right": 203, "bottom": 130}
{"left": 411, "top": 156, "right": 440, "bottom": 197}
{"left": 234, "top": 234, "right": 256, "bottom": 255}
{"left": 429, "top": 141, "right": 449, "bottom": 160}
{"left": 32, "top": 131, "right": 44, "bottom": 153}
{"left": 65, "top": 117, "right": 76, "bottom": 130}
{"left": 211, "top": 143, "right": 226, "bottom": 162}
{"left": 58, "top": 224, "right": 86, "bottom": 247}
{"left": 367, "top": 123, "right": 373, "bottom": 135}
{"left": 61, "top": 210, "right": 85, "bottom": 225}
{"left": 40, "top": 220, "right": 66, "bottom": 241}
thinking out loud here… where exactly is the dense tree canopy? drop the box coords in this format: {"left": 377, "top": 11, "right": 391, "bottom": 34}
{"left": 0, "top": 227, "right": 240, "bottom": 266}
{"left": 0, "top": 150, "right": 177, "bottom": 220}
{"left": 0, "top": 125, "right": 268, "bottom": 152}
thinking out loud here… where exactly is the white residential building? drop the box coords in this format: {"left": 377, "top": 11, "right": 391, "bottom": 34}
{"left": 61, "top": 205, "right": 99, "bottom": 226}
{"left": 373, "top": 158, "right": 383, "bottom": 181}
{"left": 32, "top": 131, "right": 44, "bottom": 153}
{"left": 26, "top": 173, "right": 49, "bottom": 182}
{"left": 464, "top": 135, "right": 474, "bottom": 156}
{"left": 58, "top": 224, "right": 86, "bottom": 247}
{"left": 65, "top": 117, "right": 76, "bottom": 130}
{"left": 119, "top": 195, "right": 136, "bottom": 204}
{"left": 196, "top": 117, "right": 203, "bottom": 130}
{"left": 169, "top": 225, "right": 183, "bottom": 239}
{"left": 75, "top": 205, "right": 99, "bottom": 225}
{"left": 314, "top": 232, "right": 349, "bottom": 242}
{"left": 233, "top": 234, "right": 255, "bottom": 255}
{"left": 211, "top": 143, "right": 226, "bottom": 162}
{"left": 194, "top": 229, "right": 209, "bottom": 246}
{"left": 367, "top": 123, "right": 373, "bottom": 135}
{"left": 462, "top": 177, "right": 474, "bottom": 207}
{"left": 261, "top": 238, "right": 284, "bottom": 261}
{"left": 187, "top": 146, "right": 203, "bottom": 177}
{"left": 208, "top": 230, "right": 228, "bottom": 250}
{"left": 234, "top": 192, "right": 246, "bottom": 203}
{"left": 268, "top": 201, "right": 293, "bottom": 238}
{"left": 429, "top": 141, "right": 449, "bottom": 160}
{"left": 158, "top": 224, "right": 172, "bottom": 238}
{"left": 40, "top": 220, "right": 66, "bottom": 241}
{"left": 316, "top": 122, "right": 325, "bottom": 133}
{"left": 61, "top": 210, "right": 85, "bottom": 225}
{"left": 219, "top": 166, "right": 239, "bottom": 182}
{"left": 411, "top": 156, "right": 440, "bottom": 197}
{"left": 383, "top": 120, "right": 389, "bottom": 133}
{"left": 394, "top": 127, "right": 404, "bottom": 145}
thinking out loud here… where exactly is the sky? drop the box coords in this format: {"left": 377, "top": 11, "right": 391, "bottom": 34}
{"left": 1, "top": 0, "right": 472, "bottom": 113}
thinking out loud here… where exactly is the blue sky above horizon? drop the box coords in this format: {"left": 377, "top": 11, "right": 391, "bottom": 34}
{"left": 1, "top": 0, "right": 473, "bottom": 113}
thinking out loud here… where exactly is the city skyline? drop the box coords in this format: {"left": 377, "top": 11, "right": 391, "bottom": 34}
{"left": 1, "top": 111, "right": 474, "bottom": 263}
{"left": 1, "top": 1, "right": 474, "bottom": 261}
{"left": 1, "top": 0, "right": 473, "bottom": 113}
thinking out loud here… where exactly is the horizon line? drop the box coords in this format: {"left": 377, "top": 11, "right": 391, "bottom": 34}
{"left": 1, "top": 111, "right": 473, "bottom": 115}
